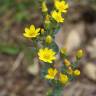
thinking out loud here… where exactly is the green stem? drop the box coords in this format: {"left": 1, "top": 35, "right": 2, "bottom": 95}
{"left": 47, "top": 86, "right": 63, "bottom": 96}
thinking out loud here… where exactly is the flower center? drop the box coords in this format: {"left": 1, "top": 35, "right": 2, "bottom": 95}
{"left": 29, "top": 31, "right": 36, "bottom": 36}
{"left": 44, "top": 54, "right": 50, "bottom": 59}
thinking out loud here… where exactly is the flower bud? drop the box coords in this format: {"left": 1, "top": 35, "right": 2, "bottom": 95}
{"left": 73, "top": 69, "right": 80, "bottom": 76}
{"left": 42, "top": 1, "right": 48, "bottom": 12}
{"left": 59, "top": 73, "right": 68, "bottom": 84}
{"left": 45, "top": 15, "right": 50, "bottom": 24}
{"left": 41, "top": 28, "right": 44, "bottom": 34}
{"left": 60, "top": 48, "right": 67, "bottom": 54}
{"left": 76, "top": 49, "right": 84, "bottom": 59}
{"left": 67, "top": 67, "right": 73, "bottom": 75}
{"left": 46, "top": 35, "right": 52, "bottom": 44}
{"left": 64, "top": 59, "right": 71, "bottom": 67}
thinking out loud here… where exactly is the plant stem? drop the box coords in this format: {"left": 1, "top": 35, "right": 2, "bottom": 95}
{"left": 47, "top": 86, "right": 63, "bottom": 96}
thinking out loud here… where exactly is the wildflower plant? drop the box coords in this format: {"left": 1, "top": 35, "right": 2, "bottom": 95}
{"left": 23, "top": 0, "right": 84, "bottom": 96}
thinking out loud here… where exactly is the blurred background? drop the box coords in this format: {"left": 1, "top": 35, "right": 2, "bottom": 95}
{"left": 0, "top": 0, "right": 96, "bottom": 96}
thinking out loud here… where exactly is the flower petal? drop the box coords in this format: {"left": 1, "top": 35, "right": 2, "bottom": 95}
{"left": 30, "top": 25, "right": 35, "bottom": 32}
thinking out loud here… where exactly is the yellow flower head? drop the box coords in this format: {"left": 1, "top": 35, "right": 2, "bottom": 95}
{"left": 38, "top": 48, "right": 56, "bottom": 63}
{"left": 73, "top": 69, "right": 80, "bottom": 76}
{"left": 51, "top": 10, "right": 64, "bottom": 23}
{"left": 42, "top": 1, "right": 48, "bottom": 12}
{"left": 23, "top": 25, "right": 40, "bottom": 38}
{"left": 59, "top": 73, "right": 68, "bottom": 84}
{"left": 55, "top": 0, "right": 69, "bottom": 13}
{"left": 45, "top": 68, "right": 58, "bottom": 79}
{"left": 46, "top": 35, "right": 52, "bottom": 44}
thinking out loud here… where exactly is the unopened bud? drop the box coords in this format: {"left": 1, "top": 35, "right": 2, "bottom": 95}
{"left": 45, "top": 15, "right": 50, "bottom": 24}
{"left": 46, "top": 35, "right": 52, "bottom": 44}
{"left": 67, "top": 67, "right": 73, "bottom": 75}
{"left": 64, "top": 59, "right": 71, "bottom": 67}
{"left": 60, "top": 48, "right": 67, "bottom": 54}
{"left": 41, "top": 28, "right": 45, "bottom": 34}
{"left": 42, "top": 1, "right": 48, "bottom": 12}
{"left": 76, "top": 49, "right": 84, "bottom": 59}
{"left": 73, "top": 69, "right": 80, "bottom": 76}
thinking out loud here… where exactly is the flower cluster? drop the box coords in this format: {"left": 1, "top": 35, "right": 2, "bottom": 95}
{"left": 41, "top": 0, "right": 68, "bottom": 23}
{"left": 23, "top": 0, "right": 84, "bottom": 96}
{"left": 45, "top": 68, "right": 69, "bottom": 84}
{"left": 51, "top": 0, "right": 69, "bottom": 23}
{"left": 44, "top": 48, "right": 83, "bottom": 85}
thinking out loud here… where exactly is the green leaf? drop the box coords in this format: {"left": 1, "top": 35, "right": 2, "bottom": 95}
{"left": 72, "top": 62, "right": 78, "bottom": 69}
{"left": 15, "top": 11, "right": 29, "bottom": 22}
{"left": 24, "top": 47, "right": 37, "bottom": 62}
{"left": 40, "top": 63, "right": 51, "bottom": 79}
{"left": 49, "top": 42, "right": 59, "bottom": 53}
{"left": 61, "top": 65, "right": 67, "bottom": 74}
{"left": 0, "top": 44, "right": 20, "bottom": 55}
{"left": 52, "top": 86, "right": 63, "bottom": 96}
{"left": 68, "top": 75, "right": 75, "bottom": 81}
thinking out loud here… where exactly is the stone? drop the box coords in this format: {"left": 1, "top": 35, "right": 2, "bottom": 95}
{"left": 83, "top": 62, "right": 96, "bottom": 81}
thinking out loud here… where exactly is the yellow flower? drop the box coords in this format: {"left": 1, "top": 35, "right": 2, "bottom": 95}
{"left": 45, "top": 68, "right": 58, "bottom": 79}
{"left": 46, "top": 35, "right": 52, "bottom": 44}
{"left": 42, "top": 1, "right": 48, "bottom": 12}
{"left": 64, "top": 59, "right": 71, "bottom": 67}
{"left": 73, "top": 69, "right": 80, "bottom": 76}
{"left": 23, "top": 25, "right": 40, "bottom": 38}
{"left": 55, "top": 0, "right": 69, "bottom": 13}
{"left": 51, "top": 10, "right": 64, "bottom": 23}
{"left": 38, "top": 48, "right": 56, "bottom": 63}
{"left": 76, "top": 49, "right": 84, "bottom": 59}
{"left": 59, "top": 73, "right": 68, "bottom": 84}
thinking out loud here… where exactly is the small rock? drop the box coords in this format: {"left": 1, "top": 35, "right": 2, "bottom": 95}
{"left": 83, "top": 62, "right": 96, "bottom": 81}
{"left": 63, "top": 81, "right": 96, "bottom": 96}
{"left": 27, "top": 58, "right": 39, "bottom": 76}
{"left": 64, "top": 22, "right": 85, "bottom": 53}
{"left": 55, "top": 22, "right": 85, "bottom": 53}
